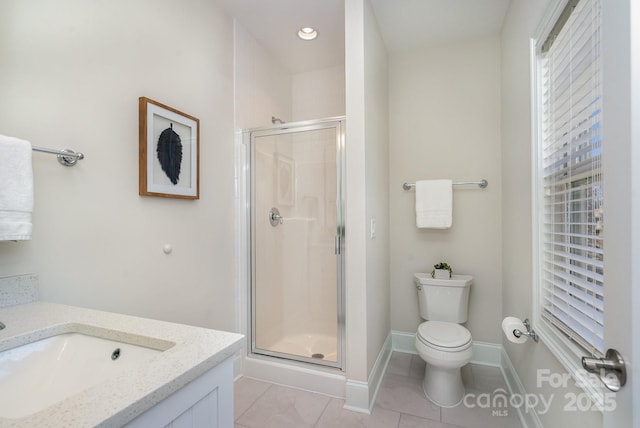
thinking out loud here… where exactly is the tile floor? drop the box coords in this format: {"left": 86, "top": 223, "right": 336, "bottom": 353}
{"left": 234, "top": 351, "right": 523, "bottom": 428}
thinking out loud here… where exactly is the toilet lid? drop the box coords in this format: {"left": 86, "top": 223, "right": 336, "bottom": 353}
{"left": 417, "top": 321, "right": 471, "bottom": 349}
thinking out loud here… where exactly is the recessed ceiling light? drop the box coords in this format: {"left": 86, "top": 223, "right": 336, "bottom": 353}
{"left": 297, "top": 27, "right": 318, "bottom": 41}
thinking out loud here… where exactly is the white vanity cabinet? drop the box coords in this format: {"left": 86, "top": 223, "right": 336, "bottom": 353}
{"left": 126, "top": 357, "right": 234, "bottom": 428}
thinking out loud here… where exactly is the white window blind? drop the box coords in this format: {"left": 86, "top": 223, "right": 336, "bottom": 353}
{"left": 539, "top": 0, "right": 603, "bottom": 356}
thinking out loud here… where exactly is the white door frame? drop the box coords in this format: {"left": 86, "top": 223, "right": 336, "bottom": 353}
{"left": 602, "top": 0, "right": 637, "bottom": 426}
{"left": 631, "top": 0, "right": 640, "bottom": 421}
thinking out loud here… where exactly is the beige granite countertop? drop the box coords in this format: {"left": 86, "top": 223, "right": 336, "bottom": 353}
{"left": 0, "top": 301, "right": 244, "bottom": 427}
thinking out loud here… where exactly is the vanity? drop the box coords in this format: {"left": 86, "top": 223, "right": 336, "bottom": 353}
{"left": 0, "top": 276, "right": 244, "bottom": 428}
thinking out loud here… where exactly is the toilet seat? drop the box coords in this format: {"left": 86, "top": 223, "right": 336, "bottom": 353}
{"left": 417, "top": 321, "right": 471, "bottom": 351}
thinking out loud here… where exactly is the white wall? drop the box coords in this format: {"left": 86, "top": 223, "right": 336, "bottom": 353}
{"left": 292, "top": 65, "right": 346, "bottom": 122}
{"left": 0, "top": 0, "right": 237, "bottom": 331}
{"left": 364, "top": 0, "right": 390, "bottom": 375}
{"left": 344, "top": 0, "right": 390, "bottom": 405}
{"left": 500, "top": 1, "right": 601, "bottom": 426}
{"left": 388, "top": 35, "right": 502, "bottom": 343}
{"left": 233, "top": 23, "right": 292, "bottom": 129}
{"left": 345, "top": 0, "right": 370, "bottom": 385}
{"left": 234, "top": 22, "right": 345, "bottom": 129}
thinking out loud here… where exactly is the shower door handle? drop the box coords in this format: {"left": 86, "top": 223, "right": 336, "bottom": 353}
{"left": 335, "top": 235, "right": 341, "bottom": 255}
{"left": 269, "top": 207, "right": 283, "bottom": 227}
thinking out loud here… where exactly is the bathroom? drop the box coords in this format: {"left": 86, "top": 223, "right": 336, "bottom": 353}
{"left": 0, "top": 0, "right": 636, "bottom": 427}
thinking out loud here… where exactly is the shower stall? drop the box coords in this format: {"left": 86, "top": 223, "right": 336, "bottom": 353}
{"left": 244, "top": 117, "right": 345, "bottom": 370}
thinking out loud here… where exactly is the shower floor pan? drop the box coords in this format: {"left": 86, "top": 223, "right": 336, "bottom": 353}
{"left": 265, "top": 334, "right": 337, "bottom": 362}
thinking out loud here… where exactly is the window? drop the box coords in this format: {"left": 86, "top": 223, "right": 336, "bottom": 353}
{"left": 533, "top": 0, "right": 604, "bottom": 388}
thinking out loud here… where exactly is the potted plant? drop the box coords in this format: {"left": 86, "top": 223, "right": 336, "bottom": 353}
{"left": 431, "top": 262, "right": 452, "bottom": 279}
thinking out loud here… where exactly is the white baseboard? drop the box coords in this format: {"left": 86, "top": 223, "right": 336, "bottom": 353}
{"left": 470, "top": 341, "right": 502, "bottom": 366}
{"left": 233, "top": 351, "right": 244, "bottom": 381}
{"left": 344, "top": 380, "right": 371, "bottom": 414}
{"left": 368, "top": 332, "right": 393, "bottom": 408}
{"left": 345, "top": 332, "right": 392, "bottom": 414}
{"left": 500, "top": 348, "right": 543, "bottom": 428}
{"left": 391, "top": 330, "right": 416, "bottom": 354}
{"left": 391, "top": 331, "right": 502, "bottom": 367}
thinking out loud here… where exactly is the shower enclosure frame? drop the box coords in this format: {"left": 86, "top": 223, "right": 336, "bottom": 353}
{"left": 244, "top": 116, "right": 346, "bottom": 371}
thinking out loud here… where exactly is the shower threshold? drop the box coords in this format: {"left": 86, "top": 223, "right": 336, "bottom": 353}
{"left": 243, "top": 352, "right": 346, "bottom": 398}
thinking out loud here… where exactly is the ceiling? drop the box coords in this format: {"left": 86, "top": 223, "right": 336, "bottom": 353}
{"left": 216, "top": 0, "right": 511, "bottom": 74}
{"left": 370, "top": 0, "right": 511, "bottom": 53}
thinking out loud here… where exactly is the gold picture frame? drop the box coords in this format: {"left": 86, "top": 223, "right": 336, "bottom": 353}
{"left": 139, "top": 97, "right": 199, "bottom": 199}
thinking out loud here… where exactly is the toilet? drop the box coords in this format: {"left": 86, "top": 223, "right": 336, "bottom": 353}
{"left": 413, "top": 273, "right": 473, "bottom": 407}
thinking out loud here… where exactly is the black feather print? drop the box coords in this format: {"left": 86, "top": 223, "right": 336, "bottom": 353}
{"left": 157, "top": 123, "right": 183, "bottom": 185}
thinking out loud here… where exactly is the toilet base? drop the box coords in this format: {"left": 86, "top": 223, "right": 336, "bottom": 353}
{"left": 422, "top": 362, "right": 465, "bottom": 407}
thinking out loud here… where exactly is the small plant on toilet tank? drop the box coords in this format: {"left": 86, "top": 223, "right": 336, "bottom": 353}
{"left": 431, "top": 262, "right": 452, "bottom": 279}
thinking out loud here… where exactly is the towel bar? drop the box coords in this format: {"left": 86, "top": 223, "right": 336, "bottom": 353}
{"left": 402, "top": 179, "right": 488, "bottom": 191}
{"left": 32, "top": 146, "right": 84, "bottom": 167}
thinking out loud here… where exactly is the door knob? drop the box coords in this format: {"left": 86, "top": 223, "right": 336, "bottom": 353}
{"left": 581, "top": 348, "right": 626, "bottom": 392}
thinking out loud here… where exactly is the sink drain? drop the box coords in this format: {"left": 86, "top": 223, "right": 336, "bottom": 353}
{"left": 311, "top": 353, "right": 325, "bottom": 359}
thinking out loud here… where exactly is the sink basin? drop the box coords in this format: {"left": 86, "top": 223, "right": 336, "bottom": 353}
{"left": 0, "top": 331, "right": 170, "bottom": 419}
{"left": 0, "top": 302, "right": 243, "bottom": 426}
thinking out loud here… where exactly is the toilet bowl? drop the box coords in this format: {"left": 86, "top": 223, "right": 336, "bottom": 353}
{"left": 414, "top": 273, "right": 473, "bottom": 407}
{"left": 414, "top": 320, "right": 472, "bottom": 407}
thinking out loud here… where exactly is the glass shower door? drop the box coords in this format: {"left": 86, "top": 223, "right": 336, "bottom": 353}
{"left": 249, "top": 118, "right": 344, "bottom": 369}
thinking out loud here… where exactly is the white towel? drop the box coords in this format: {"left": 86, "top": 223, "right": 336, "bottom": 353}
{"left": 415, "top": 179, "right": 452, "bottom": 229}
{"left": 0, "top": 135, "right": 34, "bottom": 240}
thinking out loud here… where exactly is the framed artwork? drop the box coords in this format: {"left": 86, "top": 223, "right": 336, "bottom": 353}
{"left": 139, "top": 97, "right": 199, "bottom": 199}
{"left": 276, "top": 154, "right": 295, "bottom": 206}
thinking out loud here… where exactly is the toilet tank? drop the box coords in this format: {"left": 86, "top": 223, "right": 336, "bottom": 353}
{"left": 414, "top": 273, "right": 472, "bottom": 323}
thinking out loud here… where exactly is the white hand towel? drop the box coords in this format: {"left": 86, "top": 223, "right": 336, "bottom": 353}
{"left": 415, "top": 179, "right": 452, "bottom": 229}
{"left": 0, "top": 135, "right": 34, "bottom": 240}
